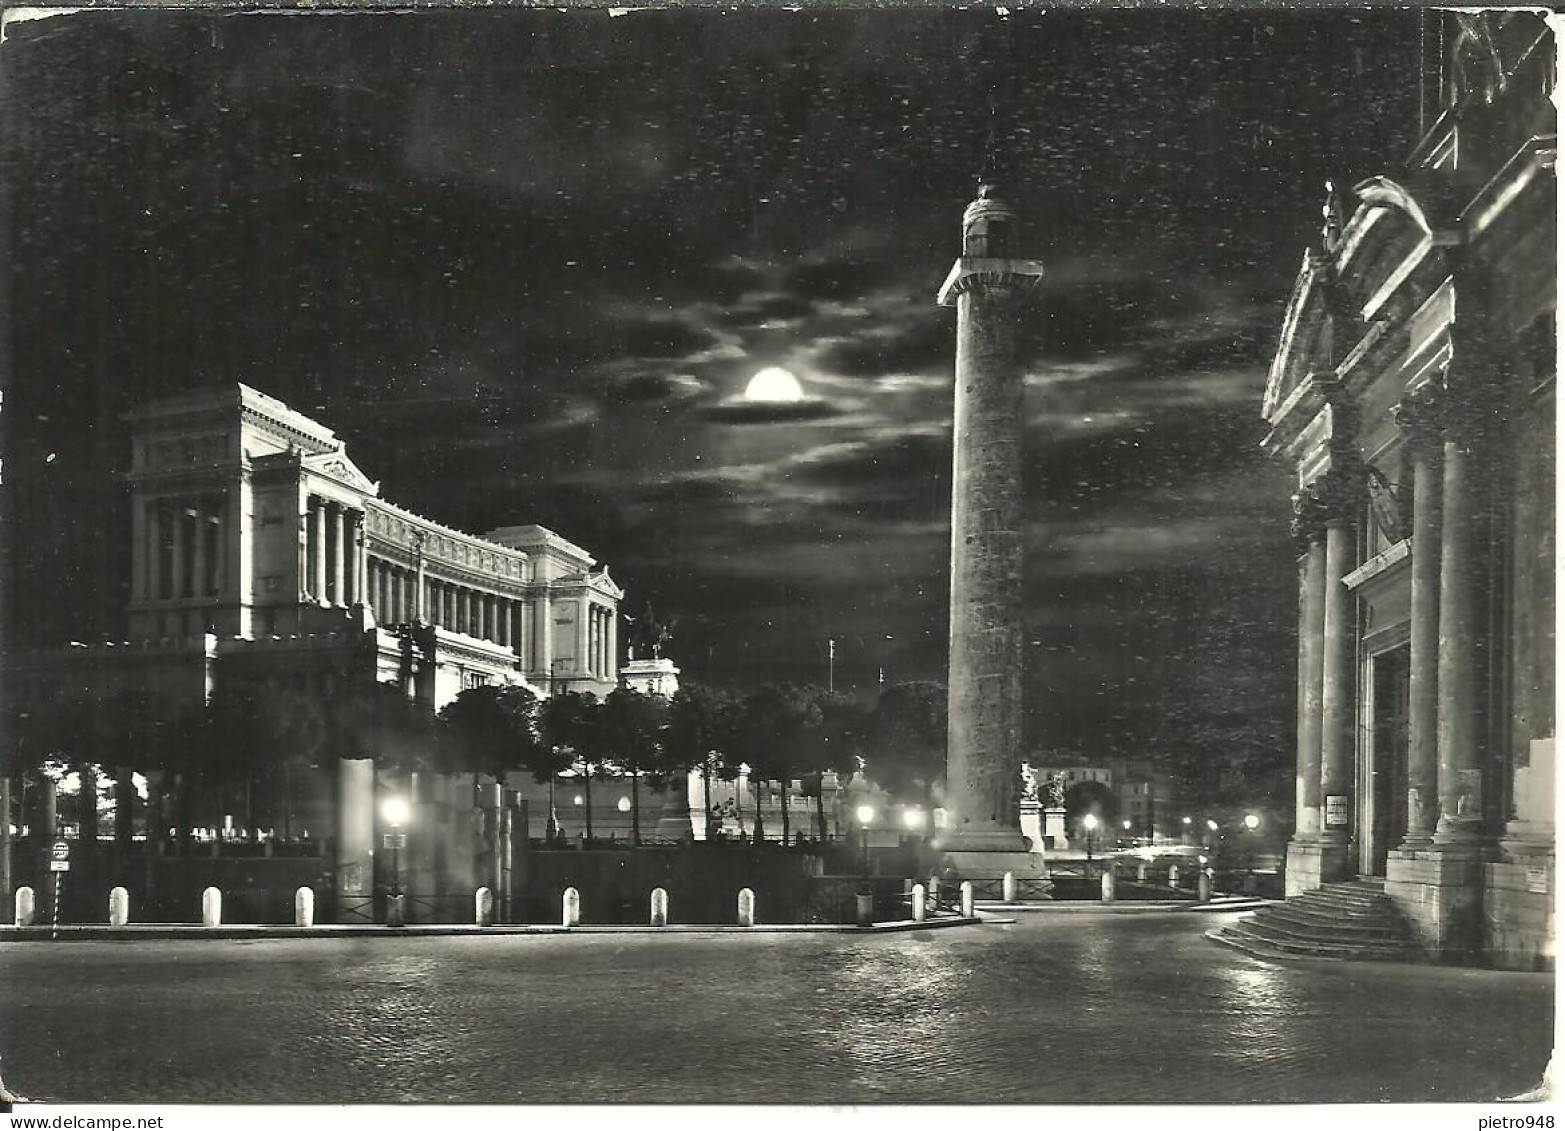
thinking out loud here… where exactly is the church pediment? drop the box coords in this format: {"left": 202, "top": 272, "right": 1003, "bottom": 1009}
{"left": 1263, "top": 252, "right": 1336, "bottom": 425}
{"left": 303, "top": 448, "right": 380, "bottom": 496}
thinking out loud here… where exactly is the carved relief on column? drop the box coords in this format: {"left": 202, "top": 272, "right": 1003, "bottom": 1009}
{"left": 1393, "top": 386, "right": 1445, "bottom": 845}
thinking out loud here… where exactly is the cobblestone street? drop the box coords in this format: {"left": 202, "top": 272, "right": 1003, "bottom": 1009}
{"left": 0, "top": 912, "right": 1552, "bottom": 1104}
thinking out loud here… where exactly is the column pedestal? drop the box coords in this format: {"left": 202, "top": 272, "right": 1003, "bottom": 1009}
{"left": 1284, "top": 837, "right": 1354, "bottom": 897}
{"left": 335, "top": 759, "right": 376, "bottom": 924}
{"left": 1385, "top": 845, "right": 1488, "bottom": 962}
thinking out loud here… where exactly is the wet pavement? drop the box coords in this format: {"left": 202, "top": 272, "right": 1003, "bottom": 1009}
{"left": 0, "top": 911, "right": 1552, "bottom": 1104}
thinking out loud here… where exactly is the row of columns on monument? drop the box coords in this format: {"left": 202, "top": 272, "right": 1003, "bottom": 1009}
{"left": 136, "top": 494, "right": 229, "bottom": 602}
{"left": 301, "top": 495, "right": 368, "bottom": 607}
{"left": 1291, "top": 379, "right": 1489, "bottom": 853}
{"left": 372, "top": 562, "right": 528, "bottom": 651}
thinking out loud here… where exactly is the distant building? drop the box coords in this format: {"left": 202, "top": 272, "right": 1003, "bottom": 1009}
{"left": 1024, "top": 761, "right": 1179, "bottom": 842}
{"left": 1261, "top": 12, "right": 1553, "bottom": 966}
{"left": 6, "top": 383, "right": 623, "bottom": 722}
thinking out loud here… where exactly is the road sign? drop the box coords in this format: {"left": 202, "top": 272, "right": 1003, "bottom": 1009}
{"left": 50, "top": 839, "right": 70, "bottom": 862}
{"left": 49, "top": 859, "right": 70, "bottom": 872}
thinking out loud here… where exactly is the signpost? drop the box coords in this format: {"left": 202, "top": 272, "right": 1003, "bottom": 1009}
{"left": 49, "top": 839, "right": 69, "bottom": 939}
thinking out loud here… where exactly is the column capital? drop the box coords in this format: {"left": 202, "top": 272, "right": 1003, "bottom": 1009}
{"left": 1289, "top": 488, "right": 1330, "bottom": 555}
{"left": 1316, "top": 460, "right": 1366, "bottom": 525}
{"left": 1392, "top": 383, "right": 1446, "bottom": 454}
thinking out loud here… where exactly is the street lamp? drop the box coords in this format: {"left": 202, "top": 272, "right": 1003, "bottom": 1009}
{"left": 383, "top": 795, "right": 409, "bottom": 928}
{"left": 856, "top": 804, "right": 875, "bottom": 883}
{"left": 1244, "top": 813, "right": 1260, "bottom": 831}
{"left": 1182, "top": 815, "right": 1192, "bottom": 844}
{"left": 1082, "top": 812, "right": 1098, "bottom": 872}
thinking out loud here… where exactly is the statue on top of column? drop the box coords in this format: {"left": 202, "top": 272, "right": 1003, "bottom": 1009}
{"left": 626, "top": 603, "right": 674, "bottom": 661}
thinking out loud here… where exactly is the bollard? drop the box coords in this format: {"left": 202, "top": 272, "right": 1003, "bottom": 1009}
{"left": 960, "top": 881, "right": 974, "bottom": 918}
{"left": 295, "top": 887, "right": 315, "bottom": 928}
{"left": 1002, "top": 871, "right": 1016, "bottom": 903}
{"left": 109, "top": 886, "right": 129, "bottom": 927}
{"left": 201, "top": 886, "right": 222, "bottom": 928}
{"left": 387, "top": 892, "right": 406, "bottom": 929}
{"left": 1169, "top": 864, "right": 1181, "bottom": 888}
{"left": 927, "top": 876, "right": 940, "bottom": 909}
{"left": 14, "top": 886, "right": 34, "bottom": 927}
{"left": 475, "top": 886, "right": 494, "bottom": 927}
{"left": 1198, "top": 869, "right": 1213, "bottom": 903}
{"left": 1138, "top": 861, "right": 1149, "bottom": 884}
{"left": 1101, "top": 869, "right": 1116, "bottom": 903}
{"left": 737, "top": 888, "right": 755, "bottom": 927}
{"left": 911, "top": 883, "right": 926, "bottom": 922}
{"left": 650, "top": 887, "right": 668, "bottom": 927}
{"left": 562, "top": 886, "right": 580, "bottom": 928}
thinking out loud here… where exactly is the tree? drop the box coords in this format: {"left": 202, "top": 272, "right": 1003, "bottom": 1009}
{"left": 737, "top": 683, "right": 823, "bottom": 844}
{"left": 598, "top": 687, "right": 670, "bottom": 845}
{"left": 205, "top": 680, "right": 334, "bottom": 841}
{"left": 539, "top": 691, "right": 601, "bottom": 840}
{"left": 865, "top": 681, "right": 948, "bottom": 813}
{"left": 665, "top": 684, "right": 739, "bottom": 838}
{"left": 436, "top": 684, "right": 539, "bottom": 781}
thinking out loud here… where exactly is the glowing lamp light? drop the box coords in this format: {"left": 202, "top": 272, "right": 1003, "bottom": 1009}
{"left": 1206, "top": 819, "right": 1219, "bottom": 832}
{"left": 856, "top": 804, "right": 876, "bottom": 827}
{"left": 1082, "top": 813, "right": 1099, "bottom": 831}
{"left": 1244, "top": 814, "right": 1261, "bottom": 830}
{"left": 617, "top": 797, "right": 632, "bottom": 813}
{"left": 902, "top": 809, "right": 926, "bottom": 831}
{"left": 1182, "top": 816, "right": 1192, "bottom": 826}
{"left": 1122, "top": 820, "right": 1132, "bottom": 830}
{"left": 382, "top": 797, "right": 410, "bottom": 826}
{"left": 573, "top": 794, "right": 585, "bottom": 806}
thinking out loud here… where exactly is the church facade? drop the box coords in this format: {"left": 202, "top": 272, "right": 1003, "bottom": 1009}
{"left": 1262, "top": 11, "right": 1553, "bottom": 967}
{"left": 7, "top": 383, "right": 624, "bottom": 720}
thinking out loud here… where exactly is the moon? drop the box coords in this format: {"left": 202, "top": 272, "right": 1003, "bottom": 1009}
{"left": 743, "top": 367, "right": 805, "bottom": 403}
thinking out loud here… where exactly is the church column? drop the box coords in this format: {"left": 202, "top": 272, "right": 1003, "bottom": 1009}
{"left": 498, "top": 599, "right": 511, "bottom": 649}
{"left": 480, "top": 594, "right": 493, "bottom": 641}
{"left": 310, "top": 496, "right": 327, "bottom": 604}
{"left": 514, "top": 602, "right": 527, "bottom": 664}
{"left": 1291, "top": 491, "right": 1328, "bottom": 840}
{"left": 1433, "top": 405, "right": 1485, "bottom": 846}
{"left": 1395, "top": 390, "right": 1443, "bottom": 846}
{"left": 577, "top": 598, "right": 590, "bottom": 676}
{"left": 607, "top": 605, "right": 618, "bottom": 676}
{"left": 1318, "top": 469, "right": 1361, "bottom": 854}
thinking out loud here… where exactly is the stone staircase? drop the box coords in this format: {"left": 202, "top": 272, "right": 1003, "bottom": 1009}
{"left": 1208, "top": 878, "right": 1428, "bottom": 963}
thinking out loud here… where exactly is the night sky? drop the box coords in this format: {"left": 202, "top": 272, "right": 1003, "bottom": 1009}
{"left": 3, "top": 7, "right": 1429, "bottom": 802}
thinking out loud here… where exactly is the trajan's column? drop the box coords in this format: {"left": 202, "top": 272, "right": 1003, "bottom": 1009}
{"left": 935, "top": 177, "right": 1048, "bottom": 879}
